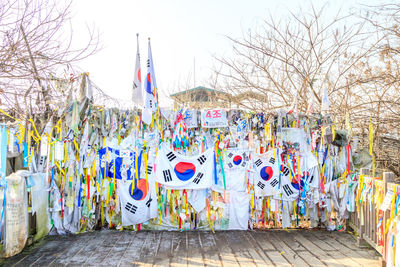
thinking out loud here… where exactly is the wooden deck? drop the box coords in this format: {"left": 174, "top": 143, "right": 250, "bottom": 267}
{"left": 1, "top": 229, "right": 381, "bottom": 267}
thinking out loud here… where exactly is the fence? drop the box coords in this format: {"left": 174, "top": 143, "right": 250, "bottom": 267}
{"left": 7, "top": 165, "right": 400, "bottom": 265}
{"left": 348, "top": 169, "right": 396, "bottom": 266}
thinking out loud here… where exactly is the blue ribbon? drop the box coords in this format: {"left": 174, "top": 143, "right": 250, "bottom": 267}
{"left": 0, "top": 181, "right": 7, "bottom": 239}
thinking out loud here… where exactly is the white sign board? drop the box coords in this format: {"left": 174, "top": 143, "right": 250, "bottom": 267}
{"left": 380, "top": 190, "right": 393, "bottom": 211}
{"left": 184, "top": 110, "right": 198, "bottom": 128}
{"left": 201, "top": 109, "right": 228, "bottom": 128}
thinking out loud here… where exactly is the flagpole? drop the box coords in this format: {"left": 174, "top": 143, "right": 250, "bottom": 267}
{"left": 194, "top": 57, "right": 196, "bottom": 88}
{"left": 135, "top": 33, "right": 139, "bottom": 113}
{"left": 134, "top": 33, "right": 143, "bottom": 172}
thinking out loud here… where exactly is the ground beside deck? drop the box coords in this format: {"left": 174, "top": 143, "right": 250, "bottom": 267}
{"left": 1, "top": 229, "right": 381, "bottom": 266}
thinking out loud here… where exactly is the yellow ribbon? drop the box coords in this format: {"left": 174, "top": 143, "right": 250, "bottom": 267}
{"left": 369, "top": 117, "right": 373, "bottom": 156}
{"left": 0, "top": 108, "right": 20, "bottom": 121}
{"left": 28, "top": 119, "right": 41, "bottom": 141}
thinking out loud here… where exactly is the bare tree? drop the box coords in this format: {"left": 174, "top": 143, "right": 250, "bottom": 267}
{"left": 349, "top": 3, "right": 400, "bottom": 175}
{"left": 212, "top": 4, "right": 380, "bottom": 115}
{"left": 0, "top": 0, "right": 99, "bottom": 120}
{"left": 211, "top": 2, "right": 400, "bottom": 175}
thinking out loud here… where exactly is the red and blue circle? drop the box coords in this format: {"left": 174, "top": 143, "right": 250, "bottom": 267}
{"left": 145, "top": 73, "right": 152, "bottom": 94}
{"left": 174, "top": 162, "right": 196, "bottom": 181}
{"left": 129, "top": 179, "right": 148, "bottom": 201}
{"left": 260, "top": 166, "right": 274, "bottom": 181}
{"left": 233, "top": 155, "right": 243, "bottom": 165}
{"left": 291, "top": 179, "right": 305, "bottom": 190}
{"left": 137, "top": 69, "right": 142, "bottom": 83}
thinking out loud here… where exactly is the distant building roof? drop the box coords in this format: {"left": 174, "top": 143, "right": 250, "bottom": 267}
{"left": 170, "top": 86, "right": 229, "bottom": 97}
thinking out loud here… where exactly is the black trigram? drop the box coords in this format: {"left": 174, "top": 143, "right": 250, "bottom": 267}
{"left": 147, "top": 165, "right": 153, "bottom": 175}
{"left": 228, "top": 163, "right": 233, "bottom": 168}
{"left": 149, "top": 100, "right": 153, "bottom": 108}
{"left": 166, "top": 152, "right": 176, "bottom": 161}
{"left": 193, "top": 172, "right": 204, "bottom": 184}
{"left": 197, "top": 155, "right": 207, "bottom": 165}
{"left": 241, "top": 161, "right": 246, "bottom": 167}
{"left": 242, "top": 153, "right": 248, "bottom": 161}
{"left": 38, "top": 156, "right": 46, "bottom": 170}
{"left": 163, "top": 169, "right": 172, "bottom": 182}
{"left": 125, "top": 203, "right": 137, "bottom": 214}
{"left": 309, "top": 175, "right": 314, "bottom": 183}
{"left": 270, "top": 179, "right": 278, "bottom": 187}
{"left": 146, "top": 198, "right": 152, "bottom": 207}
{"left": 281, "top": 166, "right": 290, "bottom": 176}
{"left": 257, "top": 181, "right": 265, "bottom": 189}
{"left": 147, "top": 59, "right": 150, "bottom": 67}
{"left": 255, "top": 159, "right": 263, "bottom": 167}
{"left": 269, "top": 157, "right": 275, "bottom": 164}
{"left": 228, "top": 152, "right": 233, "bottom": 158}
{"left": 283, "top": 184, "right": 294, "bottom": 196}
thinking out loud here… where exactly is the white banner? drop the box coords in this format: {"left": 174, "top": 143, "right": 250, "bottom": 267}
{"left": 31, "top": 173, "right": 51, "bottom": 239}
{"left": 98, "top": 147, "right": 136, "bottom": 180}
{"left": 155, "top": 144, "right": 214, "bottom": 189}
{"left": 234, "top": 119, "right": 248, "bottom": 140}
{"left": 229, "top": 191, "right": 249, "bottom": 230}
{"left": 201, "top": 109, "right": 228, "bottom": 128}
{"left": 214, "top": 168, "right": 247, "bottom": 193}
{"left": 184, "top": 110, "right": 198, "bottom": 128}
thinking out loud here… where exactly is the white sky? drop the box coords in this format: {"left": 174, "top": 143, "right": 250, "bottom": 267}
{"left": 71, "top": 0, "right": 383, "bottom": 107}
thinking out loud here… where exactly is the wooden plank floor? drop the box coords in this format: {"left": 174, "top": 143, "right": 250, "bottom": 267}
{"left": 1, "top": 229, "right": 381, "bottom": 267}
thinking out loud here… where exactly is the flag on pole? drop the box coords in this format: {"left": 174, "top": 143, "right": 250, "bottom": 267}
{"left": 142, "top": 38, "right": 157, "bottom": 125}
{"left": 321, "top": 87, "right": 330, "bottom": 115}
{"left": 132, "top": 33, "right": 143, "bottom": 106}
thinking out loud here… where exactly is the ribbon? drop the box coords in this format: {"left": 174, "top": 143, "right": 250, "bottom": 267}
{"left": 0, "top": 108, "right": 20, "bottom": 121}
{"left": 28, "top": 119, "right": 41, "bottom": 141}
{"left": 206, "top": 198, "right": 215, "bottom": 233}
{"left": 369, "top": 117, "right": 373, "bottom": 156}
{"left": 0, "top": 181, "right": 7, "bottom": 239}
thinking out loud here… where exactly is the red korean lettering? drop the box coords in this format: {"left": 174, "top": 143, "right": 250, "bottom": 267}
{"left": 212, "top": 109, "right": 221, "bottom": 118}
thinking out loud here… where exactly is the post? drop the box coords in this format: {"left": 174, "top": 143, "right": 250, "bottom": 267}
{"left": 357, "top": 168, "right": 370, "bottom": 246}
{"left": 381, "top": 172, "right": 395, "bottom": 267}
{"left": 360, "top": 168, "right": 371, "bottom": 176}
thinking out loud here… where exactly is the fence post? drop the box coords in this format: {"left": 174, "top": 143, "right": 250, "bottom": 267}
{"left": 360, "top": 168, "right": 371, "bottom": 176}
{"left": 382, "top": 172, "right": 395, "bottom": 267}
{"left": 357, "top": 168, "right": 370, "bottom": 246}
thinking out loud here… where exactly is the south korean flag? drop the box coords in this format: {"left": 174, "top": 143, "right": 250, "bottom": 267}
{"left": 252, "top": 149, "right": 281, "bottom": 196}
{"left": 118, "top": 174, "right": 158, "bottom": 226}
{"left": 145, "top": 150, "right": 156, "bottom": 180}
{"left": 155, "top": 143, "right": 214, "bottom": 190}
{"left": 299, "top": 152, "right": 320, "bottom": 189}
{"left": 225, "top": 149, "right": 250, "bottom": 169}
{"left": 273, "top": 164, "right": 300, "bottom": 201}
